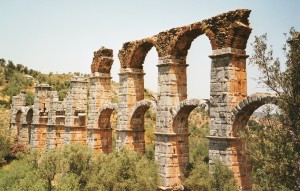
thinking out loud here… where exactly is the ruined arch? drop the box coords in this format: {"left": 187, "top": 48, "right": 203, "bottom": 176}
{"left": 168, "top": 9, "right": 252, "bottom": 58}
{"left": 95, "top": 103, "right": 119, "bottom": 153}
{"left": 98, "top": 103, "right": 119, "bottom": 129}
{"left": 232, "top": 93, "right": 278, "bottom": 137}
{"left": 91, "top": 47, "right": 113, "bottom": 73}
{"left": 119, "top": 38, "right": 160, "bottom": 69}
{"left": 170, "top": 24, "right": 208, "bottom": 58}
{"left": 129, "top": 100, "right": 156, "bottom": 153}
{"left": 171, "top": 98, "right": 209, "bottom": 131}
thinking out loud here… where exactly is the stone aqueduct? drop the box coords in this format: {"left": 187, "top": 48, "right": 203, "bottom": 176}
{"left": 10, "top": 9, "right": 278, "bottom": 190}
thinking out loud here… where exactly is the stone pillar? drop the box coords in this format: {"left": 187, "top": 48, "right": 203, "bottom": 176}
{"left": 207, "top": 48, "right": 249, "bottom": 191}
{"left": 45, "top": 91, "right": 60, "bottom": 150}
{"left": 65, "top": 76, "right": 88, "bottom": 145}
{"left": 87, "top": 47, "right": 114, "bottom": 153}
{"left": 10, "top": 92, "right": 26, "bottom": 139}
{"left": 31, "top": 84, "right": 51, "bottom": 151}
{"left": 155, "top": 55, "right": 188, "bottom": 190}
{"left": 117, "top": 68, "right": 145, "bottom": 151}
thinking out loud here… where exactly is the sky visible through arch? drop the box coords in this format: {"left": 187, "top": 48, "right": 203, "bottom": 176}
{"left": 0, "top": 0, "right": 299, "bottom": 99}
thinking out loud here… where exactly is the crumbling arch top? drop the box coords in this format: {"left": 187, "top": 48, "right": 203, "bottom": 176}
{"left": 118, "top": 38, "right": 160, "bottom": 69}
{"left": 91, "top": 47, "right": 114, "bottom": 74}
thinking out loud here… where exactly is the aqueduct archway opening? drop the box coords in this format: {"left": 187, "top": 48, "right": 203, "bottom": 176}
{"left": 230, "top": 93, "right": 278, "bottom": 190}
{"left": 186, "top": 36, "right": 211, "bottom": 99}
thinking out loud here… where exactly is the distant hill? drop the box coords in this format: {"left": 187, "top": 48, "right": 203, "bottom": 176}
{"left": 0, "top": 58, "right": 82, "bottom": 106}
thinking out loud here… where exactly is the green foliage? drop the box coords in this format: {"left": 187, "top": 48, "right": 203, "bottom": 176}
{"left": 189, "top": 122, "right": 209, "bottom": 164}
{"left": 86, "top": 149, "right": 157, "bottom": 191}
{"left": 0, "top": 151, "right": 47, "bottom": 191}
{"left": 184, "top": 159, "right": 237, "bottom": 191}
{"left": 0, "top": 145, "right": 158, "bottom": 191}
{"left": 248, "top": 29, "right": 300, "bottom": 190}
{"left": 210, "top": 160, "right": 238, "bottom": 191}
{"left": 145, "top": 109, "right": 156, "bottom": 144}
{"left": 0, "top": 58, "right": 73, "bottom": 102}
{"left": 0, "top": 108, "right": 13, "bottom": 164}
{"left": 25, "top": 91, "right": 34, "bottom": 106}
{"left": 184, "top": 159, "right": 210, "bottom": 191}
{"left": 56, "top": 143, "right": 93, "bottom": 189}
{"left": 145, "top": 143, "right": 155, "bottom": 160}
{"left": 0, "top": 129, "right": 12, "bottom": 164}
{"left": 56, "top": 173, "right": 81, "bottom": 191}
{"left": 0, "top": 61, "right": 33, "bottom": 103}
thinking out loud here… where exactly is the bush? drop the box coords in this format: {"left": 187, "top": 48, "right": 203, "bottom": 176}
{"left": 25, "top": 91, "right": 34, "bottom": 106}
{"left": 184, "top": 159, "right": 237, "bottom": 191}
{"left": 86, "top": 149, "right": 158, "bottom": 191}
{"left": 0, "top": 130, "right": 12, "bottom": 165}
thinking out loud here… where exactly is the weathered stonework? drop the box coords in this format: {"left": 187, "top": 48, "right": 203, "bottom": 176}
{"left": 10, "top": 9, "right": 279, "bottom": 191}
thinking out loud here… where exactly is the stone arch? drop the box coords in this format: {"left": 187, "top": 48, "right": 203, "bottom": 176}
{"left": 171, "top": 98, "right": 209, "bottom": 128}
{"left": 98, "top": 103, "right": 119, "bottom": 129}
{"left": 130, "top": 100, "right": 157, "bottom": 124}
{"left": 168, "top": 9, "right": 252, "bottom": 58}
{"left": 95, "top": 103, "right": 119, "bottom": 154}
{"left": 129, "top": 99, "right": 156, "bottom": 131}
{"left": 128, "top": 100, "right": 156, "bottom": 153}
{"left": 119, "top": 38, "right": 160, "bottom": 69}
{"left": 230, "top": 93, "right": 278, "bottom": 190}
{"left": 170, "top": 99, "right": 209, "bottom": 178}
{"left": 232, "top": 93, "right": 278, "bottom": 137}
{"left": 170, "top": 23, "right": 208, "bottom": 58}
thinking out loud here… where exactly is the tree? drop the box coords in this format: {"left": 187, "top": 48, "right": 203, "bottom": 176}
{"left": 247, "top": 29, "right": 300, "bottom": 190}
{"left": 0, "top": 58, "right": 6, "bottom": 66}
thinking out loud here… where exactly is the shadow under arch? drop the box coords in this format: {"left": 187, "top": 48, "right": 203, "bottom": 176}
{"left": 96, "top": 103, "right": 119, "bottom": 153}
{"left": 13, "top": 109, "right": 23, "bottom": 139}
{"left": 25, "top": 108, "right": 33, "bottom": 144}
{"left": 231, "top": 93, "right": 278, "bottom": 190}
{"left": 171, "top": 99, "right": 210, "bottom": 178}
{"left": 129, "top": 100, "right": 157, "bottom": 153}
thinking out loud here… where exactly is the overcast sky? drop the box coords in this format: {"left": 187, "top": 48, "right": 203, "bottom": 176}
{"left": 0, "top": 1, "right": 299, "bottom": 99}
